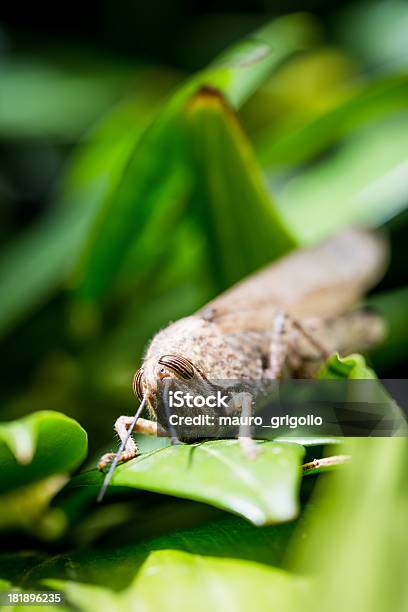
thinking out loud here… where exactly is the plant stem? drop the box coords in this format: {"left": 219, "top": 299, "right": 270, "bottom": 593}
{"left": 302, "top": 454, "right": 351, "bottom": 475}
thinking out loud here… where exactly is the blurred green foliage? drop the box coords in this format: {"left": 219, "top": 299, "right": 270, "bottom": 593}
{"left": 0, "top": 1, "right": 407, "bottom": 610}
{"left": 0, "top": 411, "right": 87, "bottom": 493}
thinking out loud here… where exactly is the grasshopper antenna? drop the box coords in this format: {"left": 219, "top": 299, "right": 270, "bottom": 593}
{"left": 97, "top": 394, "right": 147, "bottom": 503}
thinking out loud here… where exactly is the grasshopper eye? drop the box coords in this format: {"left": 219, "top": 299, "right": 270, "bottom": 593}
{"left": 158, "top": 354, "right": 195, "bottom": 380}
{"left": 132, "top": 368, "right": 145, "bottom": 400}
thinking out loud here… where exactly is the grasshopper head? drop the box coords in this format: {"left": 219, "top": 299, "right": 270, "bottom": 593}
{"left": 132, "top": 354, "right": 210, "bottom": 416}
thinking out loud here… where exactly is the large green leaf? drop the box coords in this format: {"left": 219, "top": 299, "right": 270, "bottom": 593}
{"left": 275, "top": 114, "right": 408, "bottom": 243}
{"left": 10, "top": 512, "right": 296, "bottom": 591}
{"left": 0, "top": 512, "right": 304, "bottom": 607}
{"left": 186, "top": 88, "right": 296, "bottom": 289}
{"left": 0, "top": 203, "right": 98, "bottom": 336}
{"left": 258, "top": 74, "right": 408, "bottom": 166}
{"left": 0, "top": 58, "right": 128, "bottom": 140}
{"left": 241, "top": 47, "right": 356, "bottom": 142}
{"left": 288, "top": 437, "right": 408, "bottom": 612}
{"left": 0, "top": 551, "right": 48, "bottom": 588}
{"left": 0, "top": 15, "right": 314, "bottom": 336}
{"left": 0, "top": 411, "right": 87, "bottom": 493}
{"left": 0, "top": 91, "right": 165, "bottom": 337}
{"left": 286, "top": 350, "right": 408, "bottom": 610}
{"left": 0, "top": 476, "right": 68, "bottom": 540}
{"left": 205, "top": 14, "right": 316, "bottom": 108}
{"left": 71, "top": 14, "right": 313, "bottom": 302}
{"left": 70, "top": 113, "right": 190, "bottom": 303}
{"left": 44, "top": 550, "right": 309, "bottom": 612}
{"left": 57, "top": 440, "right": 304, "bottom": 526}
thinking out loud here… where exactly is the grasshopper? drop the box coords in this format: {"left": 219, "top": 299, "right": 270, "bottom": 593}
{"left": 97, "top": 228, "right": 387, "bottom": 500}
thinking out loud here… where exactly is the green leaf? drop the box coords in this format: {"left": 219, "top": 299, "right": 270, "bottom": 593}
{"left": 276, "top": 354, "right": 379, "bottom": 446}
{"left": 57, "top": 440, "right": 304, "bottom": 526}
{"left": 288, "top": 437, "right": 408, "bottom": 612}
{"left": 275, "top": 114, "right": 408, "bottom": 243}
{"left": 0, "top": 579, "right": 10, "bottom": 591}
{"left": 15, "top": 512, "right": 296, "bottom": 591}
{"left": 0, "top": 551, "right": 47, "bottom": 587}
{"left": 259, "top": 74, "right": 408, "bottom": 166}
{"left": 71, "top": 14, "right": 313, "bottom": 302}
{"left": 45, "top": 550, "right": 309, "bottom": 612}
{"left": 207, "top": 14, "right": 317, "bottom": 107}
{"left": 0, "top": 59, "right": 126, "bottom": 140}
{"left": 0, "top": 476, "right": 68, "bottom": 540}
{"left": 241, "top": 47, "right": 356, "bottom": 144}
{"left": 0, "top": 204, "right": 97, "bottom": 336}
{"left": 0, "top": 411, "right": 87, "bottom": 494}
{"left": 0, "top": 92, "right": 161, "bottom": 336}
{"left": 70, "top": 117, "right": 190, "bottom": 303}
{"left": 186, "top": 88, "right": 296, "bottom": 289}
{"left": 0, "top": 15, "right": 314, "bottom": 335}
{"left": 317, "top": 353, "right": 407, "bottom": 436}
{"left": 318, "top": 352, "right": 377, "bottom": 379}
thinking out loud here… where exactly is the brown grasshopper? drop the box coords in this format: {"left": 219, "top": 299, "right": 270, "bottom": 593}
{"left": 97, "top": 228, "right": 387, "bottom": 500}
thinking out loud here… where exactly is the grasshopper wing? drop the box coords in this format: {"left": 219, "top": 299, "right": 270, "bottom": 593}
{"left": 200, "top": 228, "right": 387, "bottom": 331}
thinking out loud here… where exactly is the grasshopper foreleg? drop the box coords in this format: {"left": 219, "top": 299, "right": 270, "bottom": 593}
{"left": 98, "top": 417, "right": 169, "bottom": 470}
{"left": 227, "top": 391, "right": 260, "bottom": 460}
{"left": 264, "top": 310, "right": 288, "bottom": 379}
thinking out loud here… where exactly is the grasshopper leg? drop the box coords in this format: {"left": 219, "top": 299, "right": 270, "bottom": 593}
{"left": 289, "top": 316, "right": 330, "bottom": 360}
{"left": 264, "top": 310, "right": 288, "bottom": 379}
{"left": 98, "top": 417, "right": 169, "bottom": 470}
{"left": 227, "top": 392, "right": 260, "bottom": 459}
{"left": 264, "top": 310, "right": 330, "bottom": 380}
{"left": 238, "top": 392, "right": 260, "bottom": 459}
